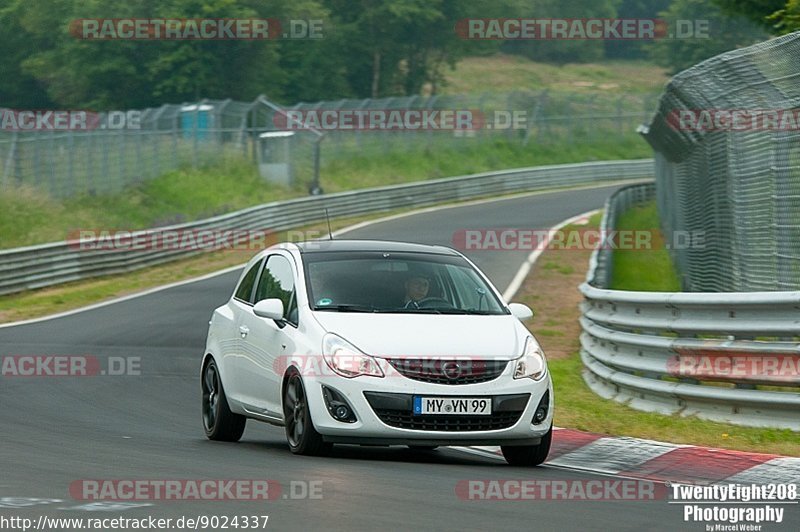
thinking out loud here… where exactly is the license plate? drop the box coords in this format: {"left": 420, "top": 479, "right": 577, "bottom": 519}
{"left": 413, "top": 396, "right": 492, "bottom": 415}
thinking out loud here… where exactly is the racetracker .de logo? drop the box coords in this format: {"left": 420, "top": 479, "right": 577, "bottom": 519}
{"left": 273, "top": 354, "right": 512, "bottom": 380}
{"left": 668, "top": 109, "right": 800, "bottom": 131}
{"left": 0, "top": 356, "right": 140, "bottom": 377}
{"left": 0, "top": 109, "right": 141, "bottom": 131}
{"left": 274, "top": 109, "right": 486, "bottom": 131}
{"left": 69, "top": 18, "right": 323, "bottom": 40}
{"left": 69, "top": 480, "right": 281, "bottom": 501}
{"left": 454, "top": 18, "right": 705, "bottom": 40}
{"left": 667, "top": 350, "right": 800, "bottom": 383}
{"left": 67, "top": 229, "right": 278, "bottom": 252}
{"left": 451, "top": 228, "right": 707, "bottom": 252}
{"left": 456, "top": 479, "right": 668, "bottom": 501}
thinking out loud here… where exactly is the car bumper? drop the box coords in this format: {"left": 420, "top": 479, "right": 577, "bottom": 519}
{"left": 304, "top": 368, "right": 553, "bottom": 446}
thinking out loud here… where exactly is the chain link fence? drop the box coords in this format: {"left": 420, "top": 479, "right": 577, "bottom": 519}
{"left": 641, "top": 31, "right": 800, "bottom": 292}
{"left": 0, "top": 91, "right": 657, "bottom": 199}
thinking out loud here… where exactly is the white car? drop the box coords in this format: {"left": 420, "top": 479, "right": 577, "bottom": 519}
{"left": 201, "top": 240, "right": 553, "bottom": 466}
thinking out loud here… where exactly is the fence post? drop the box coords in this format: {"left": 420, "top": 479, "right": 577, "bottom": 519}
{"left": 67, "top": 131, "right": 74, "bottom": 195}
{"left": 2, "top": 132, "right": 18, "bottom": 189}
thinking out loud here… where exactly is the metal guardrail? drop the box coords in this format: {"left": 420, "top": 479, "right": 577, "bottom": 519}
{"left": 580, "top": 184, "right": 800, "bottom": 431}
{"left": 0, "top": 159, "right": 653, "bottom": 297}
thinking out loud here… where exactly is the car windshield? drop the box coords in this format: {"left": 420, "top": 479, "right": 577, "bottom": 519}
{"left": 303, "top": 251, "right": 508, "bottom": 315}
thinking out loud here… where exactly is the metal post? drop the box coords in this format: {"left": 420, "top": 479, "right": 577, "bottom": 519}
{"left": 67, "top": 131, "right": 74, "bottom": 195}
{"left": 310, "top": 138, "right": 322, "bottom": 195}
{"left": 2, "top": 132, "right": 18, "bottom": 189}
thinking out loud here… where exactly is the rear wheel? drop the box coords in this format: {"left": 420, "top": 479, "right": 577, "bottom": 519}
{"left": 283, "top": 370, "right": 332, "bottom": 456}
{"left": 202, "top": 358, "right": 246, "bottom": 442}
{"left": 501, "top": 426, "right": 552, "bottom": 466}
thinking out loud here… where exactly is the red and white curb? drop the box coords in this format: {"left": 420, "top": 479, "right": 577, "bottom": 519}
{"left": 458, "top": 427, "right": 800, "bottom": 486}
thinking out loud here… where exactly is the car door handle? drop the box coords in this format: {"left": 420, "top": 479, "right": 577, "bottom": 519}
{"left": 239, "top": 325, "right": 250, "bottom": 338}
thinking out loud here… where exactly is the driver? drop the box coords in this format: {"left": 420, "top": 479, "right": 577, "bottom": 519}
{"left": 403, "top": 273, "right": 431, "bottom": 309}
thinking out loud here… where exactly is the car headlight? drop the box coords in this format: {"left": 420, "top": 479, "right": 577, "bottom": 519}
{"left": 513, "top": 337, "right": 547, "bottom": 380}
{"left": 322, "top": 333, "right": 384, "bottom": 378}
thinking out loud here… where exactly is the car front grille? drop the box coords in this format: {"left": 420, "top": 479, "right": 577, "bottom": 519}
{"left": 371, "top": 410, "right": 522, "bottom": 432}
{"left": 386, "top": 358, "right": 509, "bottom": 385}
{"left": 363, "top": 392, "right": 529, "bottom": 432}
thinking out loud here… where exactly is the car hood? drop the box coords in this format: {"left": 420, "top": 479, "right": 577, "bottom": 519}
{"left": 311, "top": 312, "right": 524, "bottom": 360}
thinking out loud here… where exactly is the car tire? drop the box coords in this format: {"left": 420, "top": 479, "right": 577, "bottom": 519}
{"left": 202, "top": 358, "right": 246, "bottom": 442}
{"left": 501, "top": 426, "right": 552, "bottom": 466}
{"left": 283, "top": 370, "right": 333, "bottom": 456}
{"left": 407, "top": 445, "right": 439, "bottom": 451}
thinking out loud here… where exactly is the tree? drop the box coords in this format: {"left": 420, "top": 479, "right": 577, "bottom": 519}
{"left": 768, "top": 0, "right": 800, "bottom": 33}
{"left": 501, "top": 0, "right": 622, "bottom": 64}
{"left": 16, "top": 0, "right": 292, "bottom": 108}
{"left": 712, "top": 0, "right": 787, "bottom": 29}
{"left": 0, "top": 0, "right": 56, "bottom": 108}
{"left": 605, "top": 0, "right": 672, "bottom": 59}
{"left": 647, "top": 0, "right": 767, "bottom": 74}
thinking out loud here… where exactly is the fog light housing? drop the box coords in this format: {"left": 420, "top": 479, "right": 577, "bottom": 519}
{"left": 322, "top": 385, "right": 357, "bottom": 423}
{"left": 532, "top": 390, "right": 550, "bottom": 425}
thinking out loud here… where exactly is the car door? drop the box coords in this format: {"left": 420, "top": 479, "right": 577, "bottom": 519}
{"left": 219, "top": 257, "right": 264, "bottom": 406}
{"left": 236, "top": 252, "right": 299, "bottom": 417}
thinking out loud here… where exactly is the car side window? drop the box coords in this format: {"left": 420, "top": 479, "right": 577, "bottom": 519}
{"left": 255, "top": 255, "right": 298, "bottom": 325}
{"left": 234, "top": 259, "right": 263, "bottom": 304}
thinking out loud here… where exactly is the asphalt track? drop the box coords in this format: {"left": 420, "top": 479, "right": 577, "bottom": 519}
{"left": 1, "top": 184, "right": 796, "bottom": 531}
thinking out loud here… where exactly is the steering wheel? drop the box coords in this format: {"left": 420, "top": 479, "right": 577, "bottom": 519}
{"left": 416, "top": 297, "right": 455, "bottom": 309}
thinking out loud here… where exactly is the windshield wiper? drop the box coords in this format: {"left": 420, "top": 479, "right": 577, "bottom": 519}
{"left": 314, "top": 304, "right": 380, "bottom": 313}
{"left": 386, "top": 308, "right": 501, "bottom": 315}
{"left": 426, "top": 309, "right": 500, "bottom": 315}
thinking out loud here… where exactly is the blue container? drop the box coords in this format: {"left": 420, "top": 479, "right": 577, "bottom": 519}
{"left": 181, "top": 104, "right": 214, "bottom": 140}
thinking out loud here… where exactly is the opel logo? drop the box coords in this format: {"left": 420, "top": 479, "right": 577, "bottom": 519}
{"left": 441, "top": 361, "right": 462, "bottom": 380}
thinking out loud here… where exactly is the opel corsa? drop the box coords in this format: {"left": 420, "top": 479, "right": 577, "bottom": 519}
{"left": 201, "top": 240, "right": 553, "bottom": 466}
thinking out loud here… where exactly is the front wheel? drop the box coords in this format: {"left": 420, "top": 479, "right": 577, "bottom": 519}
{"left": 202, "top": 358, "right": 246, "bottom": 442}
{"left": 501, "top": 426, "right": 552, "bottom": 466}
{"left": 283, "top": 370, "right": 332, "bottom": 456}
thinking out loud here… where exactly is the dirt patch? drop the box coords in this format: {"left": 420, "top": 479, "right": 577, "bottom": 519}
{"left": 515, "top": 237, "right": 594, "bottom": 360}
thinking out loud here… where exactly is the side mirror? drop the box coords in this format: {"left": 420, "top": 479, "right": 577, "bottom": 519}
{"left": 253, "top": 299, "right": 285, "bottom": 321}
{"left": 508, "top": 303, "right": 534, "bottom": 321}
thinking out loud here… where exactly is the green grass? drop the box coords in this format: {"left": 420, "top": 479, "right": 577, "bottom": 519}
{"left": 610, "top": 201, "right": 682, "bottom": 291}
{"left": 543, "top": 261, "right": 575, "bottom": 275}
{"left": 0, "top": 155, "right": 298, "bottom": 249}
{"left": 0, "top": 136, "right": 651, "bottom": 249}
{"left": 438, "top": 55, "right": 668, "bottom": 96}
{"left": 320, "top": 135, "right": 649, "bottom": 192}
{"left": 548, "top": 353, "right": 800, "bottom": 456}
